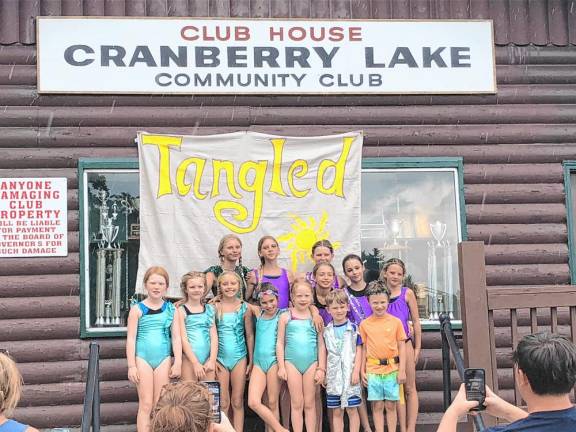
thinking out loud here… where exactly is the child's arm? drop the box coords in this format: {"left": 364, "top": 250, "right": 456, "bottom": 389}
{"left": 406, "top": 288, "right": 422, "bottom": 363}
{"left": 397, "top": 338, "right": 406, "bottom": 384}
{"left": 170, "top": 306, "right": 182, "bottom": 378}
{"left": 351, "top": 342, "right": 362, "bottom": 386}
{"left": 315, "top": 329, "right": 326, "bottom": 385}
{"left": 206, "top": 320, "right": 218, "bottom": 374}
{"left": 276, "top": 312, "right": 288, "bottom": 381}
{"left": 244, "top": 304, "right": 255, "bottom": 376}
{"left": 205, "top": 271, "right": 216, "bottom": 296}
{"left": 360, "top": 343, "right": 368, "bottom": 387}
{"left": 245, "top": 269, "right": 256, "bottom": 301}
{"left": 309, "top": 304, "right": 324, "bottom": 332}
{"left": 126, "top": 306, "right": 140, "bottom": 384}
{"left": 178, "top": 307, "right": 205, "bottom": 380}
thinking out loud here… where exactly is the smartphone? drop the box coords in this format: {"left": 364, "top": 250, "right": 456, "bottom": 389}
{"left": 202, "top": 380, "right": 221, "bottom": 423}
{"left": 464, "top": 368, "right": 486, "bottom": 411}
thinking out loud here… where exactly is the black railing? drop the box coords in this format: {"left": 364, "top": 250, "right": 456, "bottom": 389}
{"left": 439, "top": 313, "right": 485, "bottom": 431}
{"left": 81, "top": 342, "right": 100, "bottom": 432}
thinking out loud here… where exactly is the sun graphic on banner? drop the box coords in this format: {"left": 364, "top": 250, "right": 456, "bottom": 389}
{"left": 278, "top": 211, "right": 341, "bottom": 273}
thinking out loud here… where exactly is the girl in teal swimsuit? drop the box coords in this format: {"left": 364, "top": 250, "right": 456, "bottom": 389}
{"left": 177, "top": 271, "right": 218, "bottom": 382}
{"left": 247, "top": 283, "right": 289, "bottom": 432}
{"left": 126, "top": 266, "right": 182, "bottom": 432}
{"left": 277, "top": 280, "right": 326, "bottom": 432}
{"left": 214, "top": 271, "right": 254, "bottom": 432}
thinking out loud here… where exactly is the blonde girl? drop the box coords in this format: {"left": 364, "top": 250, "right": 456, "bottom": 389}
{"left": 277, "top": 280, "right": 326, "bottom": 432}
{"left": 0, "top": 351, "right": 39, "bottom": 432}
{"left": 380, "top": 258, "right": 421, "bottom": 432}
{"left": 177, "top": 271, "right": 218, "bottom": 382}
{"left": 206, "top": 234, "right": 252, "bottom": 300}
{"left": 214, "top": 271, "right": 255, "bottom": 432}
{"left": 251, "top": 235, "right": 293, "bottom": 309}
{"left": 247, "top": 284, "right": 289, "bottom": 432}
{"left": 126, "top": 266, "right": 182, "bottom": 432}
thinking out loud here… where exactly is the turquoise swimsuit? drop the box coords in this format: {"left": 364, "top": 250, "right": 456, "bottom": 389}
{"left": 216, "top": 302, "right": 248, "bottom": 371}
{"left": 135, "top": 301, "right": 175, "bottom": 370}
{"left": 253, "top": 309, "right": 282, "bottom": 373}
{"left": 284, "top": 311, "right": 318, "bottom": 374}
{"left": 183, "top": 304, "right": 215, "bottom": 364}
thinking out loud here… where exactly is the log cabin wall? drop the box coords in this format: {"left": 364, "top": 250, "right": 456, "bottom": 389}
{"left": 1, "top": 0, "right": 575, "bottom": 428}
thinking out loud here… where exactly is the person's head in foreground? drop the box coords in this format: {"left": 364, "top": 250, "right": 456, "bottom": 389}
{"left": 437, "top": 332, "right": 576, "bottom": 432}
{"left": 0, "top": 351, "right": 38, "bottom": 432}
{"left": 151, "top": 381, "right": 235, "bottom": 432}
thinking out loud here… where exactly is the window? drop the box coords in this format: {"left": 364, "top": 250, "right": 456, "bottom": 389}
{"left": 79, "top": 159, "right": 140, "bottom": 338}
{"left": 564, "top": 162, "right": 576, "bottom": 284}
{"left": 361, "top": 158, "right": 466, "bottom": 326}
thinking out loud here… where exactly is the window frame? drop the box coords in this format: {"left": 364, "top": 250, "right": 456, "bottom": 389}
{"left": 563, "top": 161, "right": 576, "bottom": 284}
{"left": 361, "top": 157, "right": 467, "bottom": 330}
{"left": 79, "top": 158, "right": 139, "bottom": 338}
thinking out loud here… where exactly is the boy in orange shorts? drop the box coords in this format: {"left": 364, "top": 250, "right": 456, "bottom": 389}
{"left": 359, "top": 280, "right": 407, "bottom": 432}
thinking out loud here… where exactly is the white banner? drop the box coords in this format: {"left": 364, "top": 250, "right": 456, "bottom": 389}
{"left": 37, "top": 18, "right": 495, "bottom": 94}
{"left": 0, "top": 178, "right": 68, "bottom": 257}
{"left": 136, "top": 131, "right": 362, "bottom": 297}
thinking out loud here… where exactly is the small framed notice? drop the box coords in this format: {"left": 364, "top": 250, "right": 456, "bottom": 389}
{"left": 0, "top": 178, "right": 68, "bottom": 257}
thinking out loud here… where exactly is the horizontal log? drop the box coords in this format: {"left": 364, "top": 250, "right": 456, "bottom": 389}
{"left": 0, "top": 295, "right": 79, "bottom": 319}
{"left": 466, "top": 203, "right": 566, "bottom": 224}
{"left": 0, "top": 317, "right": 79, "bottom": 341}
{"left": 0, "top": 338, "right": 125, "bottom": 362}
{"left": 0, "top": 46, "right": 36, "bottom": 65}
{"left": 19, "top": 358, "right": 127, "bottom": 385}
{"left": 485, "top": 264, "right": 570, "bottom": 285}
{"left": 491, "top": 305, "right": 576, "bottom": 326}
{"left": 487, "top": 285, "right": 576, "bottom": 309}
{"left": 467, "top": 223, "right": 567, "bottom": 244}
{"left": 497, "top": 65, "right": 576, "bottom": 84}
{"left": 464, "top": 183, "right": 565, "bottom": 204}
{"left": 0, "top": 254, "right": 79, "bottom": 277}
{"left": 484, "top": 243, "right": 568, "bottom": 264}
{"left": 413, "top": 369, "right": 514, "bottom": 392}
{"left": 20, "top": 380, "right": 136, "bottom": 406}
{"left": 463, "top": 163, "right": 563, "bottom": 184}
{"left": 0, "top": 147, "right": 137, "bottom": 168}
{"left": 0, "top": 274, "right": 79, "bottom": 297}
{"left": 0, "top": 168, "right": 79, "bottom": 188}
{"left": 13, "top": 402, "right": 138, "bottom": 429}
{"left": 0, "top": 65, "right": 34, "bottom": 85}
{"left": 3, "top": 105, "right": 576, "bottom": 127}
{"left": 4, "top": 124, "right": 576, "bottom": 150}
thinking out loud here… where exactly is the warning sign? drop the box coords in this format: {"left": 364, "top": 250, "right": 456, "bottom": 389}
{"left": 0, "top": 178, "right": 68, "bottom": 257}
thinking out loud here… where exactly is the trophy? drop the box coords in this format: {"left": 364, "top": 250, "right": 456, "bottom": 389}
{"left": 427, "top": 220, "right": 454, "bottom": 319}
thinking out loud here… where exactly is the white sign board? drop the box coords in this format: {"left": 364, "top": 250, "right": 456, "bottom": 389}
{"left": 136, "top": 131, "right": 362, "bottom": 297}
{"left": 0, "top": 178, "right": 68, "bottom": 257}
{"left": 37, "top": 18, "right": 496, "bottom": 94}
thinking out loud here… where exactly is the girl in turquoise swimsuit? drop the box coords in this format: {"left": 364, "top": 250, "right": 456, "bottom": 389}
{"left": 126, "top": 266, "right": 182, "bottom": 432}
{"left": 177, "top": 271, "right": 218, "bottom": 381}
{"left": 247, "top": 283, "right": 289, "bottom": 432}
{"left": 277, "top": 280, "right": 326, "bottom": 432}
{"left": 214, "top": 271, "right": 254, "bottom": 432}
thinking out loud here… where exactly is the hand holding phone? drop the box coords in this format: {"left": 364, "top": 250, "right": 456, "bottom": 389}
{"left": 464, "top": 368, "right": 486, "bottom": 411}
{"left": 202, "top": 380, "right": 221, "bottom": 423}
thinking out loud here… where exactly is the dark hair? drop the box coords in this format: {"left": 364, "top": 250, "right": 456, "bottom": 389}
{"left": 342, "top": 254, "right": 363, "bottom": 273}
{"left": 513, "top": 332, "right": 576, "bottom": 395}
{"left": 365, "top": 280, "right": 390, "bottom": 299}
{"left": 311, "top": 239, "right": 334, "bottom": 255}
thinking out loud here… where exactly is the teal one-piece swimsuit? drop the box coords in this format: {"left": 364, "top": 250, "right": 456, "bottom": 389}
{"left": 253, "top": 309, "right": 282, "bottom": 373}
{"left": 216, "top": 302, "right": 248, "bottom": 371}
{"left": 183, "top": 303, "right": 215, "bottom": 364}
{"left": 135, "top": 301, "right": 175, "bottom": 369}
{"left": 285, "top": 311, "right": 318, "bottom": 374}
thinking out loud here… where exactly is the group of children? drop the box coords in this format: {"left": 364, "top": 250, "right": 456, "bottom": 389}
{"left": 126, "top": 234, "right": 421, "bottom": 432}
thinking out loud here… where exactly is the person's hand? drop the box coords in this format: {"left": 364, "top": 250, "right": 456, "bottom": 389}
{"left": 397, "top": 370, "right": 406, "bottom": 384}
{"left": 361, "top": 370, "right": 368, "bottom": 387}
{"left": 127, "top": 365, "right": 139, "bottom": 384}
{"left": 351, "top": 370, "right": 360, "bottom": 386}
{"left": 414, "top": 347, "right": 421, "bottom": 365}
{"left": 193, "top": 361, "right": 206, "bottom": 380}
{"left": 174, "top": 298, "right": 185, "bottom": 307}
{"left": 169, "top": 363, "right": 181, "bottom": 379}
{"left": 311, "top": 313, "right": 324, "bottom": 333}
{"left": 446, "top": 384, "right": 479, "bottom": 417}
{"left": 482, "top": 385, "right": 527, "bottom": 421}
{"left": 213, "top": 411, "right": 236, "bottom": 432}
{"left": 314, "top": 368, "right": 325, "bottom": 385}
{"left": 278, "top": 367, "right": 287, "bottom": 381}
{"left": 204, "top": 359, "right": 216, "bottom": 374}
